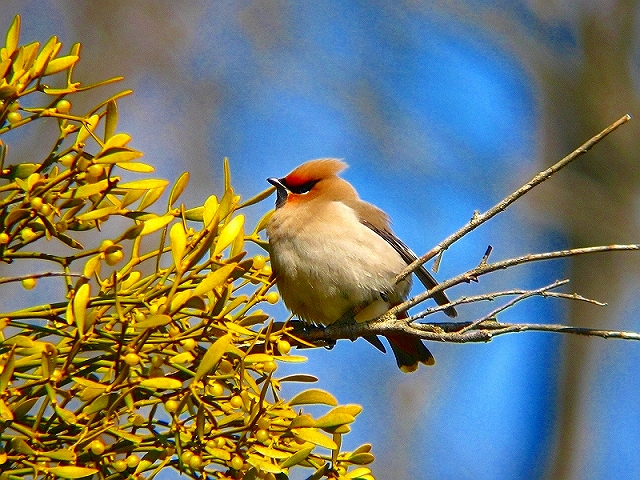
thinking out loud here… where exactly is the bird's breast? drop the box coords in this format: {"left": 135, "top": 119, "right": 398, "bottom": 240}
{"left": 267, "top": 200, "right": 410, "bottom": 325}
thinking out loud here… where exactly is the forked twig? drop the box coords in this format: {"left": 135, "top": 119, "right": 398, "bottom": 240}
{"left": 395, "top": 114, "right": 632, "bottom": 284}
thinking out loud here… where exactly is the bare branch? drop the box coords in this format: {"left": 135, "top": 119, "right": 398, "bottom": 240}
{"left": 392, "top": 243, "right": 639, "bottom": 315}
{"left": 292, "top": 311, "right": 640, "bottom": 350}
{"left": 395, "top": 114, "right": 631, "bottom": 284}
{"left": 457, "top": 280, "right": 568, "bottom": 333}
{"left": 410, "top": 286, "right": 605, "bottom": 321}
{"left": 0, "top": 271, "right": 83, "bottom": 285}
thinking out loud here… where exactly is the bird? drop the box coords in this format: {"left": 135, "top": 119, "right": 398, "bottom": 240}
{"left": 266, "top": 159, "right": 457, "bottom": 372}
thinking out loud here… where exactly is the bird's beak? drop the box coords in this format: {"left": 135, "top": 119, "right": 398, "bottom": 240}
{"left": 267, "top": 177, "right": 288, "bottom": 209}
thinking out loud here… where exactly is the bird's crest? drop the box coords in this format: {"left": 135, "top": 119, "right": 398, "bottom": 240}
{"left": 284, "top": 158, "right": 347, "bottom": 189}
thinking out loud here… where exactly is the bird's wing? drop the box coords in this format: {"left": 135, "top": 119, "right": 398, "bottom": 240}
{"left": 360, "top": 219, "right": 457, "bottom": 318}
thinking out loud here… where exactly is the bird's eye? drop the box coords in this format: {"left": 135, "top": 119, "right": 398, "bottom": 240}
{"left": 288, "top": 180, "right": 318, "bottom": 194}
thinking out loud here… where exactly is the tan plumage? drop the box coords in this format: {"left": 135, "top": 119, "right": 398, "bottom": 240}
{"left": 266, "top": 159, "right": 456, "bottom": 372}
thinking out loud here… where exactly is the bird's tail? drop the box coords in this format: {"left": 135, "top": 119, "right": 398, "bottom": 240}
{"left": 386, "top": 332, "right": 435, "bottom": 373}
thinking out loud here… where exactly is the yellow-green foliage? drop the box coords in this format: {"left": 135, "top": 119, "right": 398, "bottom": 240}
{"left": 0, "top": 16, "right": 374, "bottom": 480}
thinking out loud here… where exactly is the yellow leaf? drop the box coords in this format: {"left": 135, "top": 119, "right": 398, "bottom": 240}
{"left": 289, "top": 389, "right": 338, "bottom": 407}
{"left": 104, "top": 100, "right": 118, "bottom": 141}
{"left": 203, "top": 195, "right": 219, "bottom": 226}
{"left": 205, "top": 446, "right": 231, "bottom": 461}
{"left": 94, "top": 147, "right": 143, "bottom": 165}
{"left": 244, "top": 353, "right": 274, "bottom": 364}
{"left": 10, "top": 437, "right": 35, "bottom": 455}
{"left": 65, "top": 297, "right": 74, "bottom": 325}
{"left": 291, "top": 428, "right": 337, "bottom": 450}
{"left": 138, "top": 186, "right": 166, "bottom": 211}
{"left": 223, "top": 157, "right": 231, "bottom": 189}
{"left": 252, "top": 445, "right": 291, "bottom": 459}
{"left": 82, "top": 391, "right": 109, "bottom": 410}
{"left": 75, "top": 206, "right": 118, "bottom": 222}
{"left": 120, "top": 189, "right": 146, "bottom": 208}
{"left": 329, "top": 404, "right": 363, "bottom": 417}
{"left": 352, "top": 444, "right": 373, "bottom": 455}
{"left": 192, "top": 264, "right": 236, "bottom": 297}
{"left": 14, "top": 42, "right": 39, "bottom": 74}
{"left": 133, "top": 314, "right": 171, "bottom": 330}
{"left": 118, "top": 179, "right": 169, "bottom": 190}
{"left": 3, "top": 335, "right": 34, "bottom": 348}
{"left": 31, "top": 36, "right": 59, "bottom": 76}
{"left": 15, "top": 340, "right": 54, "bottom": 356}
{"left": 217, "top": 186, "right": 236, "bottom": 219}
{"left": 279, "top": 446, "right": 315, "bottom": 468}
{"left": 60, "top": 179, "right": 110, "bottom": 199}
{"left": 139, "top": 215, "right": 174, "bottom": 236}
{"left": 139, "top": 377, "right": 183, "bottom": 390}
{"left": 0, "top": 399, "right": 13, "bottom": 421}
{"left": 313, "top": 412, "right": 355, "bottom": 430}
{"left": 0, "top": 351, "right": 15, "bottom": 394}
{"left": 231, "top": 221, "right": 245, "bottom": 256}
{"left": 272, "top": 355, "right": 307, "bottom": 363}
{"left": 82, "top": 255, "right": 101, "bottom": 278}
{"left": 214, "top": 214, "right": 244, "bottom": 256}
{"left": 169, "top": 289, "right": 192, "bottom": 312}
{"left": 169, "top": 351, "right": 195, "bottom": 365}
{"left": 184, "top": 206, "right": 204, "bottom": 222}
{"left": 194, "top": 334, "right": 232, "bottom": 382}
{"left": 43, "top": 55, "right": 78, "bottom": 75}
{"left": 254, "top": 210, "right": 274, "bottom": 233}
{"left": 55, "top": 404, "right": 77, "bottom": 424}
{"left": 239, "top": 187, "right": 275, "bottom": 209}
{"left": 345, "top": 467, "right": 374, "bottom": 479}
{"left": 225, "top": 321, "right": 256, "bottom": 337}
{"left": 169, "top": 172, "right": 190, "bottom": 207}
{"left": 5, "top": 16, "right": 20, "bottom": 56}
{"left": 73, "top": 283, "right": 91, "bottom": 334}
{"left": 120, "top": 270, "right": 142, "bottom": 291}
{"left": 0, "top": 58, "right": 12, "bottom": 79}
{"left": 75, "top": 114, "right": 100, "bottom": 145}
{"left": 9, "top": 397, "right": 40, "bottom": 418}
{"left": 347, "top": 453, "right": 375, "bottom": 465}
{"left": 169, "top": 222, "right": 187, "bottom": 269}
{"left": 246, "top": 457, "right": 283, "bottom": 474}
{"left": 42, "top": 448, "right": 76, "bottom": 462}
{"left": 47, "top": 466, "right": 99, "bottom": 479}
{"left": 290, "top": 414, "right": 316, "bottom": 429}
{"left": 116, "top": 161, "right": 155, "bottom": 173}
{"left": 104, "top": 132, "right": 132, "bottom": 149}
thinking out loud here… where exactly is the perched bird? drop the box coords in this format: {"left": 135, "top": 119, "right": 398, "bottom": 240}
{"left": 266, "top": 159, "right": 457, "bottom": 372}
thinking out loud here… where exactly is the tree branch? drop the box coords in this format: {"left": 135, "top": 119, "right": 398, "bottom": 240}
{"left": 395, "top": 114, "right": 632, "bottom": 285}
{"left": 392, "top": 243, "right": 639, "bottom": 315}
{"left": 409, "top": 283, "right": 605, "bottom": 322}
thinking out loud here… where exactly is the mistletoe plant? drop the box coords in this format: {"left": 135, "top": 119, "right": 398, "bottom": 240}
{"left": 0, "top": 16, "right": 373, "bottom": 480}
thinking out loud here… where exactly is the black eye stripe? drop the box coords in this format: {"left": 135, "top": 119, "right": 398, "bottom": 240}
{"left": 285, "top": 179, "right": 319, "bottom": 194}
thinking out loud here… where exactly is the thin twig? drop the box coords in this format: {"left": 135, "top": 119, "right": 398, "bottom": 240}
{"left": 392, "top": 244, "right": 639, "bottom": 315}
{"left": 457, "top": 280, "right": 568, "bottom": 333}
{"left": 0, "top": 271, "right": 83, "bottom": 285}
{"left": 395, "top": 114, "right": 631, "bottom": 284}
{"left": 409, "top": 286, "right": 605, "bottom": 321}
